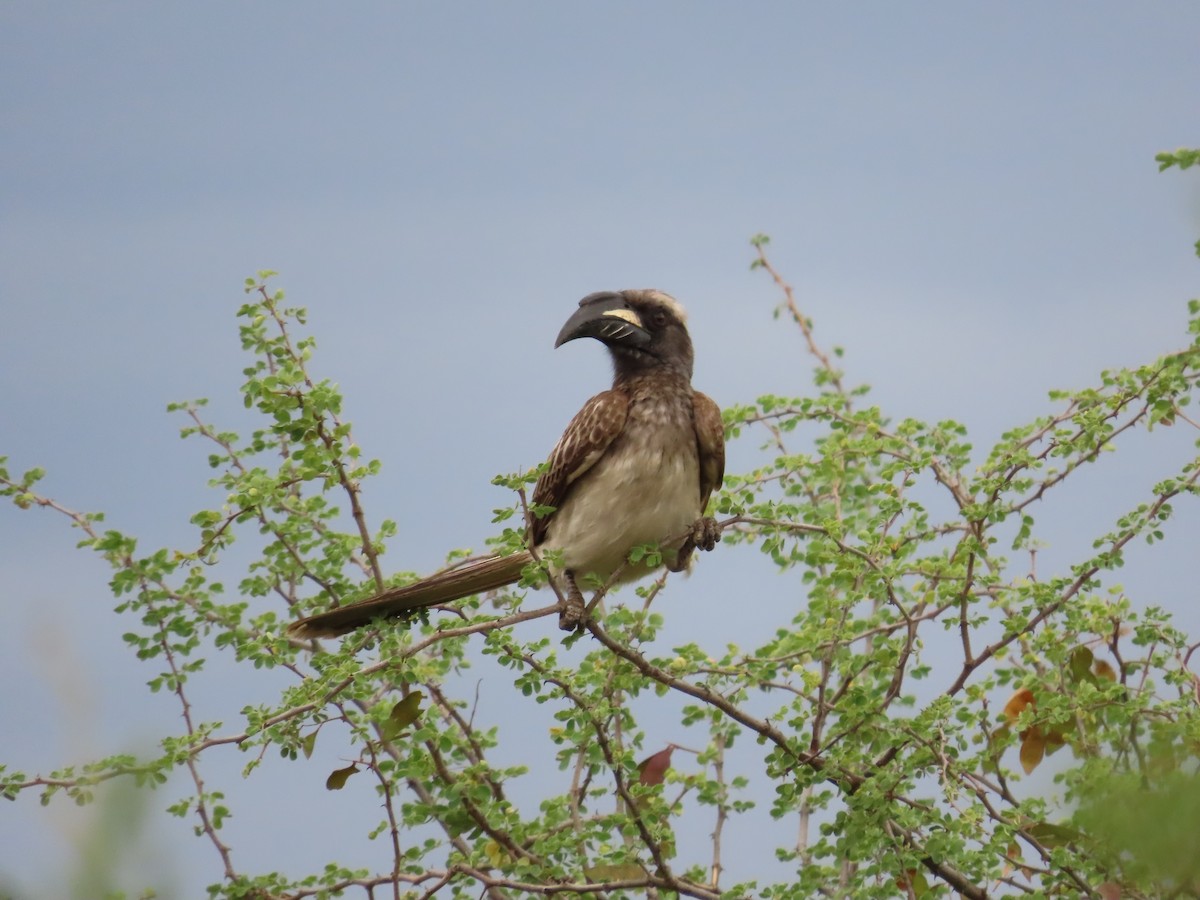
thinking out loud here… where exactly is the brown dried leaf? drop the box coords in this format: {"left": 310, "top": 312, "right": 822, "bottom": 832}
{"left": 1003, "top": 840, "right": 1033, "bottom": 880}
{"left": 1020, "top": 728, "right": 1046, "bottom": 774}
{"left": 1003, "top": 688, "right": 1036, "bottom": 723}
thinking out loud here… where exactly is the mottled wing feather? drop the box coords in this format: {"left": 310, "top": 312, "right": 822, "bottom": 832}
{"left": 693, "top": 391, "right": 725, "bottom": 510}
{"left": 531, "top": 390, "right": 630, "bottom": 544}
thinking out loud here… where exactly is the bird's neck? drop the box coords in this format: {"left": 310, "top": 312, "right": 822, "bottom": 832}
{"left": 611, "top": 362, "right": 694, "bottom": 397}
{"left": 609, "top": 351, "right": 693, "bottom": 389}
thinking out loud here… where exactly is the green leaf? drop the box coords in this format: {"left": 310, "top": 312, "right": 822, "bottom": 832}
{"left": 325, "top": 764, "right": 359, "bottom": 791}
{"left": 1069, "top": 645, "right": 1095, "bottom": 684}
{"left": 1025, "top": 821, "right": 1081, "bottom": 849}
{"left": 1156, "top": 147, "right": 1200, "bottom": 171}
{"left": 380, "top": 691, "right": 424, "bottom": 742}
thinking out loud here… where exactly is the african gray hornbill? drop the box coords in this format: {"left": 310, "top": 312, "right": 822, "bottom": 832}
{"left": 286, "top": 289, "right": 725, "bottom": 639}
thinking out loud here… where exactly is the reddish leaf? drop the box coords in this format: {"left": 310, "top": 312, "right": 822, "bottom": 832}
{"left": 637, "top": 746, "right": 675, "bottom": 786}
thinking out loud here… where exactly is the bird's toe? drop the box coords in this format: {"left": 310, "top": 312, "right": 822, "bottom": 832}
{"left": 692, "top": 516, "right": 722, "bottom": 552}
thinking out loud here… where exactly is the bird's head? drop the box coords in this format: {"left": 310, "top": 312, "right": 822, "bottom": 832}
{"left": 554, "top": 289, "right": 694, "bottom": 381}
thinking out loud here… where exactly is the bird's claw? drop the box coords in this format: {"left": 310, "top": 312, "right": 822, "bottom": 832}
{"left": 668, "top": 516, "right": 723, "bottom": 572}
{"left": 690, "top": 516, "right": 722, "bottom": 553}
{"left": 558, "top": 572, "right": 585, "bottom": 631}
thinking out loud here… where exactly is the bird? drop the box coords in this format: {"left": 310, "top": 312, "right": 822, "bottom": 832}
{"left": 286, "top": 289, "right": 725, "bottom": 639}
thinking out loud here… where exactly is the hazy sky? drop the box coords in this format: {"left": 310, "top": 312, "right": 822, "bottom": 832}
{"left": 3, "top": 3, "right": 1199, "bottom": 895}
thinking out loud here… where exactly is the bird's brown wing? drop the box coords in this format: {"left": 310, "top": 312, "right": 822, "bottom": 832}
{"left": 530, "top": 389, "right": 630, "bottom": 544}
{"left": 692, "top": 391, "right": 725, "bottom": 511}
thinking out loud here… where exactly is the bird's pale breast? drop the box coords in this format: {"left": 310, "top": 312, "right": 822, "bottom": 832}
{"left": 541, "top": 392, "right": 700, "bottom": 584}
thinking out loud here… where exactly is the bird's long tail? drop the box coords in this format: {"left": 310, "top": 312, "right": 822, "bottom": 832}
{"left": 287, "top": 551, "right": 534, "bottom": 639}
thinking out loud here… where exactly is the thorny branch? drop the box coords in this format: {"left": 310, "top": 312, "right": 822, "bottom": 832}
{"left": 6, "top": 255, "right": 1199, "bottom": 899}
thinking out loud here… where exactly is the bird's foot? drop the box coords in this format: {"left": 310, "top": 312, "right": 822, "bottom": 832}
{"left": 558, "top": 572, "right": 586, "bottom": 631}
{"left": 668, "top": 516, "right": 724, "bottom": 572}
{"left": 690, "top": 516, "right": 723, "bottom": 552}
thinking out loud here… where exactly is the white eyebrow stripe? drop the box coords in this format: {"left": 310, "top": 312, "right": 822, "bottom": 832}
{"left": 602, "top": 308, "right": 644, "bottom": 327}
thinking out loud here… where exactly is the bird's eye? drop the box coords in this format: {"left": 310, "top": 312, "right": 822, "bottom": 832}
{"left": 651, "top": 310, "right": 668, "bottom": 328}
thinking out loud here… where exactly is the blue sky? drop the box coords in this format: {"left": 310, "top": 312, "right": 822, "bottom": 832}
{"left": 3, "top": 3, "right": 1199, "bottom": 895}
